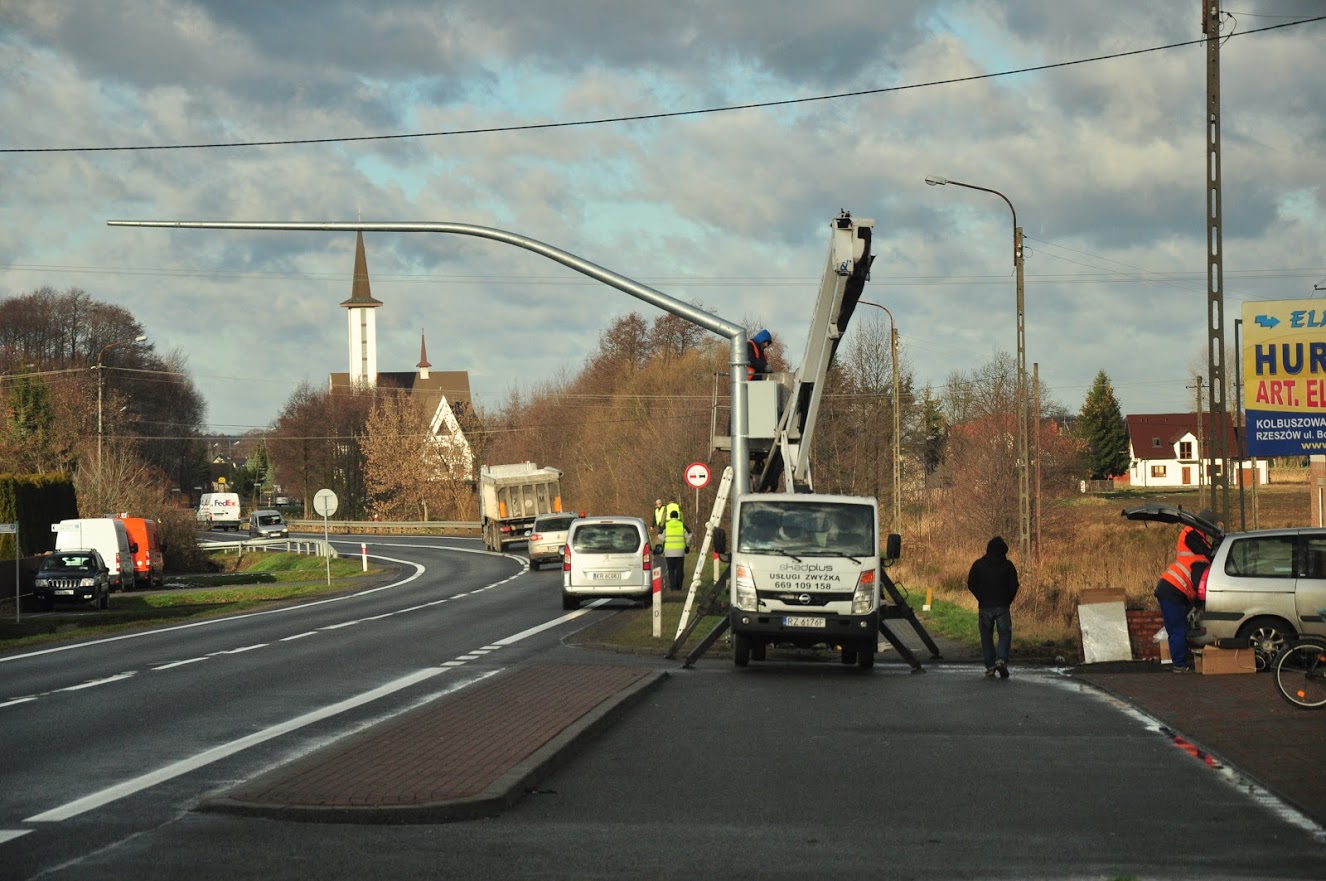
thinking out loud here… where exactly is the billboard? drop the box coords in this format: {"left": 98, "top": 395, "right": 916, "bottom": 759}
{"left": 1242, "top": 298, "right": 1326, "bottom": 457}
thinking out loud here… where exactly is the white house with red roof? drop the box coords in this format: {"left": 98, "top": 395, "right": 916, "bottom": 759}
{"left": 1124, "top": 412, "right": 1266, "bottom": 488}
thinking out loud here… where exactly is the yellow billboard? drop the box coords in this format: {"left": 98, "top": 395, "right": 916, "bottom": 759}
{"left": 1242, "top": 298, "right": 1326, "bottom": 456}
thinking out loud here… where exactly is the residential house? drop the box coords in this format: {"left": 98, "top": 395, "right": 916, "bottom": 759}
{"left": 1124, "top": 412, "right": 1266, "bottom": 488}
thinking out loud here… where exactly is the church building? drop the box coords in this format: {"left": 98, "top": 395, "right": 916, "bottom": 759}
{"left": 328, "top": 231, "right": 474, "bottom": 477}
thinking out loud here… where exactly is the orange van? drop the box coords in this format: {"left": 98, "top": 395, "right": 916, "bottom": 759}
{"left": 115, "top": 515, "right": 164, "bottom": 589}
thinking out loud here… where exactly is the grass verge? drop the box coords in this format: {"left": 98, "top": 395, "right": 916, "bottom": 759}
{"left": 0, "top": 552, "right": 392, "bottom": 653}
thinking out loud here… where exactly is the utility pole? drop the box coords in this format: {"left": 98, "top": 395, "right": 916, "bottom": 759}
{"left": 1202, "top": 1, "right": 1232, "bottom": 524}
{"left": 859, "top": 301, "right": 901, "bottom": 533}
{"left": 1034, "top": 363, "right": 1041, "bottom": 568}
{"left": 1189, "top": 374, "right": 1207, "bottom": 509}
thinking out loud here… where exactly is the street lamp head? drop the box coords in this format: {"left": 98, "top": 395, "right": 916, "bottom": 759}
{"left": 924, "top": 176, "right": 948, "bottom": 187}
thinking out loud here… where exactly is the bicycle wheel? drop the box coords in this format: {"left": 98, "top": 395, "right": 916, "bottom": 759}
{"left": 1274, "top": 639, "right": 1326, "bottom": 709}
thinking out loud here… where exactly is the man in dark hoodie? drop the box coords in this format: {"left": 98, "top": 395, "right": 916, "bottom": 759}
{"left": 967, "top": 536, "right": 1020, "bottom": 679}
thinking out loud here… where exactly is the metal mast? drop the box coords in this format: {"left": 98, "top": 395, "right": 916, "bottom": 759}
{"left": 1203, "top": 1, "right": 1232, "bottom": 524}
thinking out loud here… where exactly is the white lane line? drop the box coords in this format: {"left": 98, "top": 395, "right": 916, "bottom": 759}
{"left": 212, "top": 644, "right": 267, "bottom": 655}
{"left": 456, "top": 654, "right": 481, "bottom": 660}
{"left": 0, "top": 830, "right": 31, "bottom": 844}
{"left": 152, "top": 658, "right": 208, "bottom": 671}
{"left": 0, "top": 697, "right": 39, "bottom": 709}
{"left": 319, "top": 621, "right": 357, "bottom": 630}
{"left": 280, "top": 631, "right": 318, "bottom": 642}
{"left": 492, "top": 602, "right": 605, "bottom": 646}
{"left": 24, "top": 666, "right": 491, "bottom": 823}
{"left": 0, "top": 553, "right": 428, "bottom": 663}
{"left": 56, "top": 672, "right": 136, "bottom": 693}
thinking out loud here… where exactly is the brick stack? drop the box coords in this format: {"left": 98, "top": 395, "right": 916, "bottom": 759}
{"left": 1126, "top": 609, "right": 1166, "bottom": 660}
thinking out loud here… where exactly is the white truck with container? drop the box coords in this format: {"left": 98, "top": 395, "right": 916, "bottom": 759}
{"left": 478, "top": 463, "right": 565, "bottom": 552}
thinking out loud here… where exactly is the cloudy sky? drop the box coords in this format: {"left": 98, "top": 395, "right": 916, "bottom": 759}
{"left": 2, "top": 1, "right": 1324, "bottom": 436}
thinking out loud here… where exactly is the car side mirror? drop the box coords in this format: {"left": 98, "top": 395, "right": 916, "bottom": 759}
{"left": 713, "top": 526, "right": 728, "bottom": 556}
{"left": 882, "top": 533, "right": 901, "bottom": 566}
{"left": 130, "top": 542, "right": 139, "bottom": 553}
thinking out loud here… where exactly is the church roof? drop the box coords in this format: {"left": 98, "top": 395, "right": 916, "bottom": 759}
{"left": 339, "top": 230, "right": 383, "bottom": 308}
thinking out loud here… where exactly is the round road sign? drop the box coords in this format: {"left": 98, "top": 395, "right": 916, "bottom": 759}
{"left": 313, "top": 488, "right": 339, "bottom": 517}
{"left": 684, "top": 462, "right": 711, "bottom": 489}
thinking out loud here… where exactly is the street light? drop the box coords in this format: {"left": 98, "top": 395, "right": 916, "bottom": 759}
{"left": 858, "top": 301, "right": 901, "bottom": 533}
{"left": 96, "top": 335, "right": 147, "bottom": 472}
{"left": 926, "top": 175, "right": 1030, "bottom": 561}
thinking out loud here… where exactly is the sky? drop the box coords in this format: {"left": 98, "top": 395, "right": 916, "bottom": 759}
{"left": 2, "top": 0, "right": 1325, "bottom": 437}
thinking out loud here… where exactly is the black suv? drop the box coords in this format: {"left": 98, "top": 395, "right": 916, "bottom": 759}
{"left": 33, "top": 549, "right": 112, "bottom": 611}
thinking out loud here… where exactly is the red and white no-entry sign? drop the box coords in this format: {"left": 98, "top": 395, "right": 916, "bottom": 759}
{"left": 684, "top": 462, "right": 711, "bottom": 489}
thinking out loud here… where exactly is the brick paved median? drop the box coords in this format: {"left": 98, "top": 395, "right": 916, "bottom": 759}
{"left": 201, "top": 663, "right": 665, "bottom": 823}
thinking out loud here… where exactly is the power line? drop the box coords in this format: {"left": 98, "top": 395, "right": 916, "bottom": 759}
{"left": 3, "top": 15, "right": 1321, "bottom": 155}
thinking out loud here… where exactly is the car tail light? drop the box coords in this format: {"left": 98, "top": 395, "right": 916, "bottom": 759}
{"left": 563, "top": 544, "right": 571, "bottom": 572}
{"left": 642, "top": 542, "right": 651, "bottom": 571}
{"left": 530, "top": 532, "right": 543, "bottom": 542}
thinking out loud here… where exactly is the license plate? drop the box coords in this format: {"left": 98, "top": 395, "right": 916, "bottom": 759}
{"left": 784, "top": 616, "right": 825, "bottom": 629}
{"left": 591, "top": 572, "right": 621, "bottom": 580}
{"left": 55, "top": 589, "right": 74, "bottom": 596}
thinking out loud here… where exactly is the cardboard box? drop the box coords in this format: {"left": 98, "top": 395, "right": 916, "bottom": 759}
{"left": 1195, "top": 646, "right": 1257, "bottom": 674}
{"left": 1078, "top": 589, "right": 1127, "bottom": 606}
{"left": 1157, "top": 639, "right": 1172, "bottom": 664}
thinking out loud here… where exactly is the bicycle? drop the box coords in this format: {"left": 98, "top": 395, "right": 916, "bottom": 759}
{"left": 1273, "top": 632, "right": 1326, "bottom": 710}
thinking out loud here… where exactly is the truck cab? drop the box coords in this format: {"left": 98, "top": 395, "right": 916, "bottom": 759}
{"left": 727, "top": 493, "right": 884, "bottom": 669}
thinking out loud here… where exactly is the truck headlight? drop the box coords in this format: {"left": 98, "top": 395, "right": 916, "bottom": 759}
{"left": 852, "top": 569, "right": 877, "bottom": 615}
{"left": 734, "top": 564, "right": 759, "bottom": 612}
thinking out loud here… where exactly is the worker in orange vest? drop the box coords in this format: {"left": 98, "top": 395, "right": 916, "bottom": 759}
{"left": 1154, "top": 511, "right": 1216, "bottom": 672}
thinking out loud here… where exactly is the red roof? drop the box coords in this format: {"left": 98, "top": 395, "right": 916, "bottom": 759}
{"left": 1126, "top": 412, "right": 1239, "bottom": 461}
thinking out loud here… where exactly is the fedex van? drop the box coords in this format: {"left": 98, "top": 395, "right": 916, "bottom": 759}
{"left": 52, "top": 518, "right": 136, "bottom": 592}
{"left": 197, "top": 492, "right": 242, "bottom": 531}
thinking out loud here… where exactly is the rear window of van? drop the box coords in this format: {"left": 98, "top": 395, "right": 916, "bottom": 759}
{"left": 571, "top": 524, "right": 642, "bottom": 554}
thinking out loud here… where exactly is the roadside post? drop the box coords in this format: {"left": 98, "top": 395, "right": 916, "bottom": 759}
{"left": 651, "top": 557, "right": 662, "bottom": 638}
{"left": 313, "top": 489, "right": 339, "bottom": 585}
{"left": 1, "top": 520, "right": 17, "bottom": 623}
{"left": 361, "top": 542, "right": 368, "bottom": 572}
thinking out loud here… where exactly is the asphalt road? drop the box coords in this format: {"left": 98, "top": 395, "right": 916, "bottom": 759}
{"left": 2, "top": 534, "right": 1322, "bottom": 880}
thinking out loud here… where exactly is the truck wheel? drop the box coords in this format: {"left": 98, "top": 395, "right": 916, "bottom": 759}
{"left": 856, "top": 644, "right": 875, "bottom": 670}
{"left": 562, "top": 593, "right": 579, "bottom": 610}
{"left": 530, "top": 560, "right": 539, "bottom": 571}
{"left": 840, "top": 647, "right": 857, "bottom": 665}
{"left": 733, "top": 632, "right": 751, "bottom": 667}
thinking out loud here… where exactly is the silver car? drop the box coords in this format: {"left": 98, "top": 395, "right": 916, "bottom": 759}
{"left": 527, "top": 513, "right": 578, "bottom": 571}
{"left": 561, "top": 516, "right": 652, "bottom": 610}
{"left": 1123, "top": 504, "right": 1326, "bottom": 668}
{"left": 248, "top": 509, "right": 289, "bottom": 539}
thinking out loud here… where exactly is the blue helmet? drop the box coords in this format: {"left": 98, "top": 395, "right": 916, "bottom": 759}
{"left": 752, "top": 329, "right": 772, "bottom": 346}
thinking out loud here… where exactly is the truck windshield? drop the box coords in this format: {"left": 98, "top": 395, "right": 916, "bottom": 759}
{"left": 738, "top": 500, "right": 875, "bottom": 557}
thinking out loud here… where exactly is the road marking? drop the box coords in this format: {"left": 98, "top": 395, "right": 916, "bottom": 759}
{"left": 152, "top": 658, "right": 208, "bottom": 671}
{"left": 493, "top": 602, "right": 605, "bottom": 646}
{"left": 0, "top": 697, "right": 38, "bottom": 709}
{"left": 55, "top": 672, "right": 136, "bottom": 693}
{"left": 213, "top": 643, "right": 267, "bottom": 655}
{"left": 24, "top": 666, "right": 493, "bottom": 823}
{"left": 0, "top": 830, "right": 30, "bottom": 844}
{"left": 320, "top": 621, "right": 357, "bottom": 630}
{"left": 280, "top": 631, "right": 318, "bottom": 642}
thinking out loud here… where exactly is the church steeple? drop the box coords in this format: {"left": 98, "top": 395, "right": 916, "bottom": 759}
{"left": 340, "top": 231, "right": 382, "bottom": 387}
{"left": 417, "top": 331, "right": 431, "bottom": 380}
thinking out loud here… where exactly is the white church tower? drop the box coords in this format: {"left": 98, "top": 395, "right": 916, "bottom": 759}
{"left": 340, "top": 230, "right": 383, "bottom": 387}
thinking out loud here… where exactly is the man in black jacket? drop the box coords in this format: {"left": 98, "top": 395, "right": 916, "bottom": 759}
{"left": 967, "top": 536, "right": 1020, "bottom": 679}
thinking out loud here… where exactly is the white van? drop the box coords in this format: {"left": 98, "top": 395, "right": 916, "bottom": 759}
{"left": 197, "top": 492, "right": 242, "bottom": 531}
{"left": 561, "top": 516, "right": 652, "bottom": 610}
{"left": 52, "top": 518, "right": 136, "bottom": 592}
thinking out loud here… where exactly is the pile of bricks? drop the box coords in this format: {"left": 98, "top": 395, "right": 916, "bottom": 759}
{"left": 1126, "top": 609, "right": 1166, "bottom": 661}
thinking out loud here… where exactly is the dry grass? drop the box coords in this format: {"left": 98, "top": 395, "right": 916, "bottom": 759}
{"left": 891, "top": 480, "right": 1312, "bottom": 644}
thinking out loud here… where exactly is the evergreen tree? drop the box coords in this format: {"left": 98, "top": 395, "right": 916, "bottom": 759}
{"left": 1078, "top": 371, "right": 1130, "bottom": 479}
{"left": 920, "top": 387, "right": 947, "bottom": 475}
